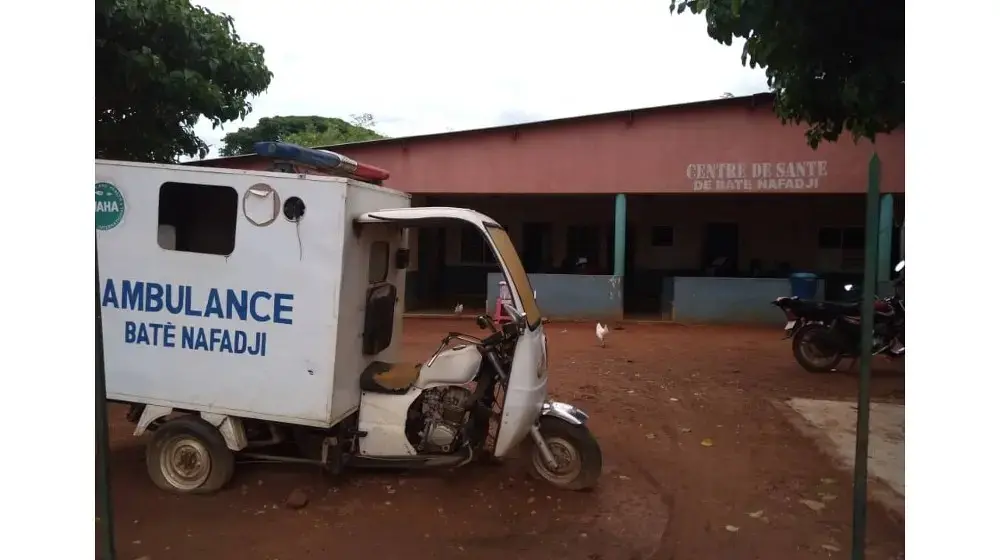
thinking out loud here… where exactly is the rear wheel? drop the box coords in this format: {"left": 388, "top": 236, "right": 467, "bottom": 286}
{"left": 146, "top": 415, "right": 235, "bottom": 495}
{"left": 792, "top": 323, "right": 843, "bottom": 373}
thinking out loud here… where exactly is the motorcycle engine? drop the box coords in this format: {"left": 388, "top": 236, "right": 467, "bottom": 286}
{"left": 419, "top": 387, "right": 471, "bottom": 453}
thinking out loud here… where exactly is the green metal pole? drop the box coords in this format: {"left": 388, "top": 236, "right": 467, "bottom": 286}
{"left": 96, "top": 237, "right": 117, "bottom": 560}
{"left": 851, "top": 154, "right": 881, "bottom": 560}
{"left": 613, "top": 193, "right": 627, "bottom": 277}
{"left": 876, "top": 194, "right": 894, "bottom": 294}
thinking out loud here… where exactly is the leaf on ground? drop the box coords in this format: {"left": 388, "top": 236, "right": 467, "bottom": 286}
{"left": 700, "top": 438, "right": 714, "bottom": 447}
{"left": 799, "top": 498, "right": 825, "bottom": 512}
{"left": 725, "top": 525, "right": 740, "bottom": 532}
{"left": 748, "top": 510, "right": 765, "bottom": 519}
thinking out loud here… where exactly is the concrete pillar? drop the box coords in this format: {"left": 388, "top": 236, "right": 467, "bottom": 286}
{"left": 613, "top": 194, "right": 627, "bottom": 277}
{"left": 876, "top": 194, "right": 894, "bottom": 285}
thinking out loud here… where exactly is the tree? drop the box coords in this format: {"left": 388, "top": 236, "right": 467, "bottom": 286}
{"left": 218, "top": 115, "right": 387, "bottom": 157}
{"left": 670, "top": 0, "right": 904, "bottom": 148}
{"left": 96, "top": 0, "right": 273, "bottom": 162}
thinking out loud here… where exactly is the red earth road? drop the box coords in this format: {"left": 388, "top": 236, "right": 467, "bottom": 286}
{"left": 102, "top": 319, "right": 904, "bottom": 560}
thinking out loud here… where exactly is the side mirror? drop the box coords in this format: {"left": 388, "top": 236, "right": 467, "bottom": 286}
{"left": 475, "top": 315, "right": 492, "bottom": 331}
{"left": 894, "top": 260, "right": 905, "bottom": 272}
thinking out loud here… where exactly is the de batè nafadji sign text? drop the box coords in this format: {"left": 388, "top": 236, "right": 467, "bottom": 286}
{"left": 687, "top": 160, "right": 828, "bottom": 192}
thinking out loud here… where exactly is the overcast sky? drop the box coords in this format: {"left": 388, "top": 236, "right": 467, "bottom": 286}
{"left": 191, "top": 0, "right": 768, "bottom": 158}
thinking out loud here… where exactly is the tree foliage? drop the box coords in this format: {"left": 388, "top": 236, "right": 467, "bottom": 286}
{"left": 670, "top": 0, "right": 904, "bottom": 148}
{"left": 218, "top": 115, "right": 387, "bottom": 157}
{"left": 96, "top": 0, "right": 273, "bottom": 162}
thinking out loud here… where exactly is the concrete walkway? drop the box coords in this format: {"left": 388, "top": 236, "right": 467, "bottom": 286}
{"left": 785, "top": 398, "right": 904, "bottom": 514}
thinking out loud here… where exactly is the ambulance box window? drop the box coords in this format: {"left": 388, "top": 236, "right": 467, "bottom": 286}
{"left": 158, "top": 182, "right": 239, "bottom": 256}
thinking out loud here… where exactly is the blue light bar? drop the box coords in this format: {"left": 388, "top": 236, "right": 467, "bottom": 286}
{"left": 253, "top": 141, "right": 358, "bottom": 174}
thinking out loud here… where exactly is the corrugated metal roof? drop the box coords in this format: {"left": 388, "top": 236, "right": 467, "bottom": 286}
{"left": 186, "top": 92, "right": 775, "bottom": 166}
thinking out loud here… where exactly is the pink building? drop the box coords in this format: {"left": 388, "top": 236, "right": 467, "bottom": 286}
{"left": 191, "top": 93, "right": 904, "bottom": 322}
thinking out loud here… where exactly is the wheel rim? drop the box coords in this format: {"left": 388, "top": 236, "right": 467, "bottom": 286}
{"left": 532, "top": 436, "right": 582, "bottom": 486}
{"left": 159, "top": 435, "right": 211, "bottom": 491}
{"left": 800, "top": 330, "right": 838, "bottom": 368}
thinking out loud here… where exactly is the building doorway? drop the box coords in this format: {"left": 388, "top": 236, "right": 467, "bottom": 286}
{"left": 702, "top": 222, "right": 739, "bottom": 276}
{"left": 522, "top": 222, "right": 553, "bottom": 273}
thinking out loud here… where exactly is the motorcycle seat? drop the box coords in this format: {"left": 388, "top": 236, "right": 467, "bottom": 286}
{"left": 823, "top": 301, "right": 861, "bottom": 314}
{"left": 360, "top": 361, "right": 421, "bottom": 395}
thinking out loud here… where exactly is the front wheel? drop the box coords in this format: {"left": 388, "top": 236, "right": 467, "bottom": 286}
{"left": 528, "top": 417, "right": 603, "bottom": 491}
{"left": 792, "top": 323, "right": 843, "bottom": 373}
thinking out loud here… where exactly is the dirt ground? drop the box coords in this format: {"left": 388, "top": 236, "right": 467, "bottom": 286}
{"left": 102, "top": 319, "right": 905, "bottom": 560}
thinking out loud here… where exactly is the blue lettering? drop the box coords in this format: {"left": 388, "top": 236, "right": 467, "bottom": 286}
{"left": 249, "top": 291, "right": 272, "bottom": 322}
{"left": 102, "top": 279, "right": 295, "bottom": 325}
{"left": 195, "top": 328, "right": 209, "bottom": 350}
{"left": 165, "top": 284, "right": 184, "bottom": 314}
{"left": 233, "top": 331, "right": 248, "bottom": 354}
{"left": 183, "top": 286, "right": 203, "bottom": 317}
{"left": 204, "top": 289, "right": 224, "bottom": 319}
{"left": 247, "top": 332, "right": 261, "bottom": 356}
{"left": 102, "top": 279, "right": 119, "bottom": 308}
{"left": 219, "top": 330, "right": 234, "bottom": 353}
{"left": 209, "top": 328, "right": 223, "bottom": 351}
{"left": 148, "top": 322, "right": 163, "bottom": 345}
{"left": 145, "top": 283, "right": 164, "bottom": 312}
{"left": 182, "top": 326, "right": 196, "bottom": 349}
{"left": 124, "top": 319, "right": 269, "bottom": 357}
{"left": 163, "top": 323, "right": 176, "bottom": 348}
{"left": 108, "top": 278, "right": 290, "bottom": 355}
{"left": 135, "top": 322, "right": 150, "bottom": 345}
{"left": 273, "top": 293, "right": 294, "bottom": 325}
{"left": 226, "top": 289, "right": 248, "bottom": 321}
{"left": 122, "top": 281, "right": 144, "bottom": 311}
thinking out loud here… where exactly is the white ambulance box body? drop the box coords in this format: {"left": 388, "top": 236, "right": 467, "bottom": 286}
{"left": 96, "top": 160, "right": 411, "bottom": 428}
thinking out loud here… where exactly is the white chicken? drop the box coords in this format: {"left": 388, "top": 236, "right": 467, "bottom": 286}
{"left": 596, "top": 322, "right": 609, "bottom": 347}
{"left": 454, "top": 303, "right": 464, "bottom": 314}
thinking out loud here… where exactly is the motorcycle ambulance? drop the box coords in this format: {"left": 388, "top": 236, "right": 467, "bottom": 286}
{"left": 96, "top": 142, "right": 602, "bottom": 495}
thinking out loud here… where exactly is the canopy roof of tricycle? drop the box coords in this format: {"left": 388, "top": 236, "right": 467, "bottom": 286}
{"left": 355, "top": 207, "right": 500, "bottom": 229}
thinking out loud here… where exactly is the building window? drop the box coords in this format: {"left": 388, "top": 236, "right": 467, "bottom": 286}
{"left": 459, "top": 227, "right": 491, "bottom": 264}
{"left": 566, "top": 225, "right": 601, "bottom": 264}
{"left": 818, "top": 227, "right": 864, "bottom": 249}
{"left": 368, "top": 241, "right": 389, "bottom": 283}
{"left": 650, "top": 225, "right": 674, "bottom": 247}
{"left": 842, "top": 227, "right": 865, "bottom": 250}
{"left": 158, "top": 182, "right": 238, "bottom": 256}
{"left": 817, "top": 227, "right": 842, "bottom": 249}
{"left": 817, "top": 226, "right": 866, "bottom": 272}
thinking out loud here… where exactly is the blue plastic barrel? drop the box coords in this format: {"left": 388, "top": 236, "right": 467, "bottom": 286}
{"left": 789, "top": 272, "right": 819, "bottom": 299}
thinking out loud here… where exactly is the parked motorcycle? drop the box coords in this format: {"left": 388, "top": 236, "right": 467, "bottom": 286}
{"left": 771, "top": 261, "right": 905, "bottom": 373}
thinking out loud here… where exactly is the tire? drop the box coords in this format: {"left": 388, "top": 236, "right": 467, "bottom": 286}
{"left": 528, "top": 416, "right": 603, "bottom": 491}
{"left": 792, "top": 323, "right": 843, "bottom": 373}
{"left": 146, "top": 415, "right": 236, "bottom": 495}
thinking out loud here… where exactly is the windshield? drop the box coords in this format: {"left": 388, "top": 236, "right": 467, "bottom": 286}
{"left": 485, "top": 223, "right": 541, "bottom": 328}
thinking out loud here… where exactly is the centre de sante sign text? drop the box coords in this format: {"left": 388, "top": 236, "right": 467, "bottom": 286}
{"left": 687, "top": 161, "right": 828, "bottom": 192}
